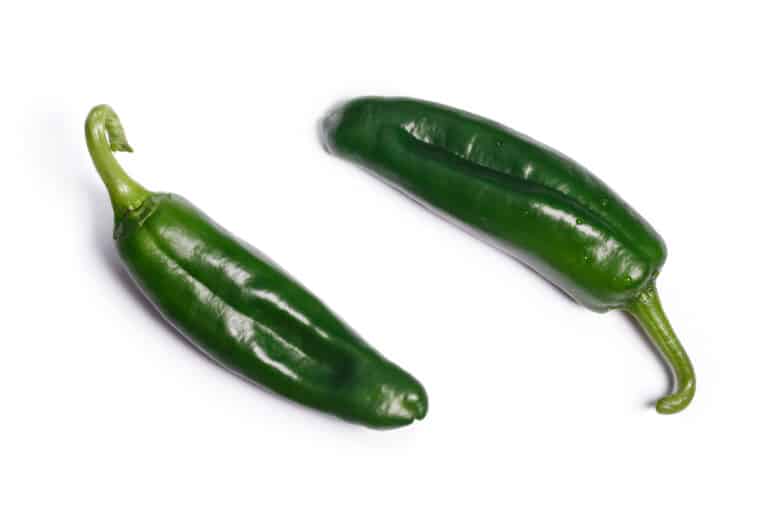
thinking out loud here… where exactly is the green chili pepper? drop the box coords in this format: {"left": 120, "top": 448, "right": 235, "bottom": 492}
{"left": 322, "top": 97, "right": 694, "bottom": 414}
{"left": 86, "top": 105, "right": 427, "bottom": 428}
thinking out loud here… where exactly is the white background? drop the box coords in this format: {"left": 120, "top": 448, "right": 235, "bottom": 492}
{"left": 1, "top": 1, "right": 765, "bottom": 510}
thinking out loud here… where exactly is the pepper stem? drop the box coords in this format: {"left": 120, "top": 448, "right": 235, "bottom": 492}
{"left": 624, "top": 283, "right": 695, "bottom": 414}
{"left": 85, "top": 105, "right": 150, "bottom": 221}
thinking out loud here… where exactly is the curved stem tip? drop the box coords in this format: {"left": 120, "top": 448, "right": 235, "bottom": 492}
{"left": 625, "top": 283, "right": 695, "bottom": 414}
{"left": 85, "top": 105, "right": 150, "bottom": 221}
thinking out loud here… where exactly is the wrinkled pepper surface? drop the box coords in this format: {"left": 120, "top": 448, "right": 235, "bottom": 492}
{"left": 322, "top": 97, "right": 694, "bottom": 413}
{"left": 87, "top": 105, "right": 427, "bottom": 428}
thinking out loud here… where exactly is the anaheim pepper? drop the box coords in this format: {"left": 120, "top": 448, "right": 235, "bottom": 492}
{"left": 87, "top": 105, "right": 427, "bottom": 428}
{"left": 322, "top": 96, "right": 694, "bottom": 413}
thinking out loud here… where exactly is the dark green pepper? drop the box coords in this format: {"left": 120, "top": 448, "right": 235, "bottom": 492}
{"left": 322, "top": 97, "right": 694, "bottom": 414}
{"left": 86, "top": 105, "right": 427, "bottom": 428}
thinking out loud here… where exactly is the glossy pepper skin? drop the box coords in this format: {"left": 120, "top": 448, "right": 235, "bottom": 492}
{"left": 322, "top": 97, "right": 694, "bottom": 414}
{"left": 86, "top": 105, "right": 427, "bottom": 428}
